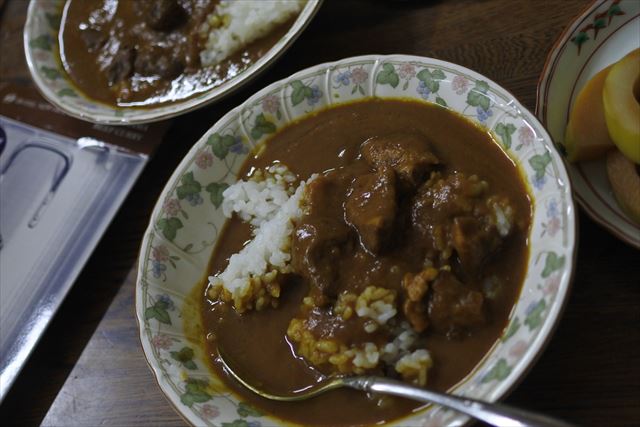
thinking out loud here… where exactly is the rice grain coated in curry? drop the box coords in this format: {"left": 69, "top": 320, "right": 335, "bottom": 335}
{"left": 202, "top": 98, "right": 532, "bottom": 426}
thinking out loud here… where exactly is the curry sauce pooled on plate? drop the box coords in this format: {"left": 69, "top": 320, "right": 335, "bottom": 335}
{"left": 203, "top": 99, "right": 532, "bottom": 426}
{"left": 58, "top": 0, "right": 302, "bottom": 107}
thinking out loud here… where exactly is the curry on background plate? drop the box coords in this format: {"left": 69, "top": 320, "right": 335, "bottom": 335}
{"left": 25, "top": 0, "right": 322, "bottom": 124}
{"left": 59, "top": 0, "right": 302, "bottom": 108}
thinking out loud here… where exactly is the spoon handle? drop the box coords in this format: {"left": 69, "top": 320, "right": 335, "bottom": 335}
{"left": 345, "top": 377, "right": 574, "bottom": 427}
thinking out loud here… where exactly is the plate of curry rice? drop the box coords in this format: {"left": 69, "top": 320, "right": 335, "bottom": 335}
{"left": 24, "top": 0, "right": 322, "bottom": 124}
{"left": 536, "top": 0, "right": 640, "bottom": 248}
{"left": 136, "top": 55, "right": 576, "bottom": 426}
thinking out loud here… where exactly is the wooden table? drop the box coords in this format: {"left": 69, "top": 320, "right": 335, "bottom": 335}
{"left": 2, "top": 0, "right": 639, "bottom": 426}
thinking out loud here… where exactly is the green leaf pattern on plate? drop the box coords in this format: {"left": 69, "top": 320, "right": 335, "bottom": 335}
{"left": 206, "top": 182, "right": 229, "bottom": 208}
{"left": 415, "top": 68, "right": 449, "bottom": 106}
{"left": 250, "top": 113, "right": 277, "bottom": 140}
{"left": 570, "top": 1, "right": 626, "bottom": 54}
{"left": 289, "top": 80, "right": 323, "bottom": 108}
{"left": 45, "top": 12, "right": 61, "bottom": 30}
{"left": 435, "top": 96, "right": 448, "bottom": 107}
{"left": 57, "top": 88, "right": 77, "bottom": 97}
{"left": 495, "top": 123, "right": 517, "bottom": 149}
{"left": 466, "top": 80, "right": 491, "bottom": 112}
{"left": 237, "top": 402, "right": 262, "bottom": 418}
{"left": 176, "top": 172, "right": 202, "bottom": 200}
{"left": 40, "top": 65, "right": 60, "bottom": 80}
{"left": 221, "top": 420, "right": 250, "bottom": 427}
{"left": 157, "top": 217, "right": 184, "bottom": 242}
{"left": 541, "top": 251, "right": 565, "bottom": 278}
{"left": 524, "top": 299, "right": 547, "bottom": 331}
{"left": 376, "top": 63, "right": 400, "bottom": 88}
{"left": 171, "top": 346, "right": 198, "bottom": 370}
{"left": 502, "top": 316, "right": 521, "bottom": 341}
{"left": 29, "top": 35, "right": 52, "bottom": 51}
{"left": 481, "top": 358, "right": 512, "bottom": 383}
{"left": 181, "top": 378, "right": 212, "bottom": 407}
{"left": 145, "top": 297, "right": 172, "bottom": 325}
{"left": 417, "top": 68, "right": 446, "bottom": 93}
{"left": 207, "top": 133, "right": 236, "bottom": 160}
{"left": 529, "top": 151, "right": 552, "bottom": 180}
{"left": 291, "top": 80, "right": 310, "bottom": 106}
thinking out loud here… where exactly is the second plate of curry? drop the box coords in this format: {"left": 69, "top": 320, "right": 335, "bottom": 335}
{"left": 24, "top": 0, "right": 322, "bottom": 124}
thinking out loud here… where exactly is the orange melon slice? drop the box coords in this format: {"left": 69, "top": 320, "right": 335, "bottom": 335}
{"left": 564, "top": 65, "right": 615, "bottom": 162}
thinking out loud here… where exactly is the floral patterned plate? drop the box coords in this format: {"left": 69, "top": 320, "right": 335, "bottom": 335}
{"left": 23, "top": 0, "right": 322, "bottom": 125}
{"left": 536, "top": 0, "right": 640, "bottom": 248}
{"left": 136, "top": 55, "right": 576, "bottom": 426}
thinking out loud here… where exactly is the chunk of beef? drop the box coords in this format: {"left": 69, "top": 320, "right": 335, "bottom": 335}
{"left": 411, "top": 172, "right": 511, "bottom": 272}
{"left": 293, "top": 173, "right": 355, "bottom": 302}
{"left": 134, "top": 45, "right": 185, "bottom": 79}
{"left": 361, "top": 133, "right": 439, "bottom": 188}
{"left": 428, "top": 271, "right": 485, "bottom": 337}
{"left": 291, "top": 218, "right": 353, "bottom": 303}
{"left": 345, "top": 167, "right": 397, "bottom": 254}
{"left": 451, "top": 216, "right": 502, "bottom": 275}
{"left": 411, "top": 173, "right": 488, "bottom": 230}
{"left": 487, "top": 196, "right": 516, "bottom": 238}
{"left": 305, "top": 170, "right": 353, "bottom": 218}
{"left": 411, "top": 172, "right": 477, "bottom": 256}
{"left": 401, "top": 267, "right": 438, "bottom": 332}
{"left": 105, "top": 46, "right": 135, "bottom": 86}
{"left": 146, "top": 0, "right": 186, "bottom": 31}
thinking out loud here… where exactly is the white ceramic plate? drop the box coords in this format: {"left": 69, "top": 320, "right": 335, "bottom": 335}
{"left": 536, "top": 0, "right": 640, "bottom": 248}
{"left": 136, "top": 54, "right": 576, "bottom": 426}
{"left": 23, "top": 0, "right": 322, "bottom": 125}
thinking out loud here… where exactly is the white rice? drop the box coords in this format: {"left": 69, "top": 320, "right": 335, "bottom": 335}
{"left": 356, "top": 300, "right": 397, "bottom": 326}
{"left": 351, "top": 342, "right": 380, "bottom": 369}
{"left": 345, "top": 326, "right": 432, "bottom": 385}
{"left": 381, "top": 322, "right": 418, "bottom": 365}
{"left": 200, "top": 0, "right": 304, "bottom": 67}
{"left": 488, "top": 196, "right": 514, "bottom": 237}
{"left": 395, "top": 349, "right": 433, "bottom": 386}
{"left": 221, "top": 164, "right": 297, "bottom": 229}
{"left": 209, "top": 165, "right": 314, "bottom": 305}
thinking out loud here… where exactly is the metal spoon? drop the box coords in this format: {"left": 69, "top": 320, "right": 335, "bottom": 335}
{"left": 218, "top": 349, "right": 573, "bottom": 427}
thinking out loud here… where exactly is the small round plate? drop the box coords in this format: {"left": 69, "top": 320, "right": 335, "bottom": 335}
{"left": 136, "top": 54, "right": 576, "bottom": 426}
{"left": 23, "top": 0, "right": 322, "bottom": 125}
{"left": 536, "top": 0, "right": 640, "bottom": 248}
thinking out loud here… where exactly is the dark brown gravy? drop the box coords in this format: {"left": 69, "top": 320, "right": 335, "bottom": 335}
{"left": 201, "top": 99, "right": 531, "bottom": 426}
{"left": 58, "top": 0, "right": 295, "bottom": 108}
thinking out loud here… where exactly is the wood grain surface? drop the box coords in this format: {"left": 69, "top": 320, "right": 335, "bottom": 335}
{"left": 1, "top": 0, "right": 639, "bottom": 426}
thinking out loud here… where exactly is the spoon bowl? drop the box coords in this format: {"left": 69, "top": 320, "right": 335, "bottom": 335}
{"left": 218, "top": 348, "right": 574, "bottom": 427}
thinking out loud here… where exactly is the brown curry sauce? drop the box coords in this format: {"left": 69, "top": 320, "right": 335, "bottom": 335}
{"left": 58, "top": 0, "right": 295, "bottom": 107}
{"left": 201, "top": 99, "right": 532, "bottom": 426}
